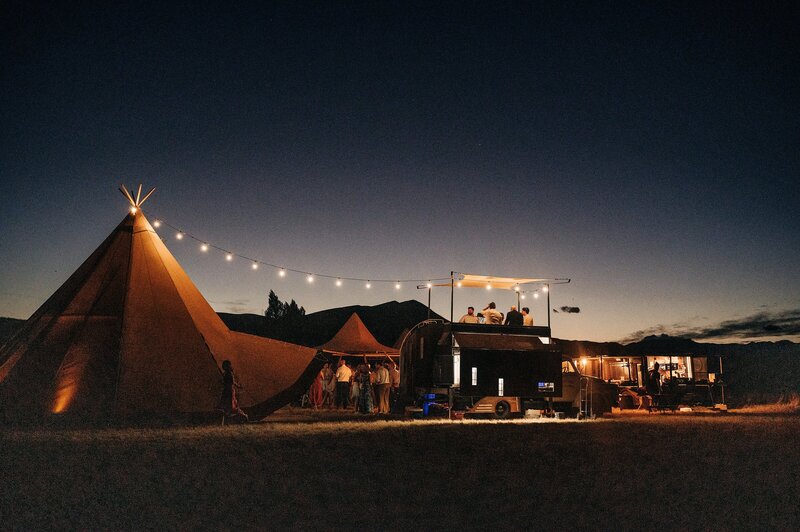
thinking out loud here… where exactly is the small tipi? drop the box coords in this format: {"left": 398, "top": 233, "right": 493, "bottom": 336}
{"left": 318, "top": 313, "right": 399, "bottom": 360}
{"left": 0, "top": 186, "right": 324, "bottom": 423}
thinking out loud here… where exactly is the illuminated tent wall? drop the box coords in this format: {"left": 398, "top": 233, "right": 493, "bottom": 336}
{"left": 318, "top": 313, "right": 399, "bottom": 359}
{"left": 0, "top": 203, "right": 324, "bottom": 423}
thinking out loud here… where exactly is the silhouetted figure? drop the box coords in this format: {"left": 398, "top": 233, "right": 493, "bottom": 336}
{"left": 218, "top": 360, "right": 249, "bottom": 423}
{"left": 646, "top": 362, "right": 662, "bottom": 395}
{"left": 505, "top": 306, "right": 523, "bottom": 326}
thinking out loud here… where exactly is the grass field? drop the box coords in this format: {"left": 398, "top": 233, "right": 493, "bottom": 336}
{"left": 2, "top": 411, "right": 799, "bottom": 530}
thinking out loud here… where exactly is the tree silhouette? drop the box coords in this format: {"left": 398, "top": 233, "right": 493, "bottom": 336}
{"left": 265, "top": 290, "right": 305, "bottom": 321}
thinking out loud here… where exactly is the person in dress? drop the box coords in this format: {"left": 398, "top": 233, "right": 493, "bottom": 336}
{"left": 322, "top": 363, "right": 336, "bottom": 408}
{"left": 218, "top": 360, "right": 248, "bottom": 423}
{"left": 350, "top": 367, "right": 360, "bottom": 411}
{"left": 356, "top": 364, "right": 374, "bottom": 414}
{"left": 308, "top": 367, "right": 324, "bottom": 409}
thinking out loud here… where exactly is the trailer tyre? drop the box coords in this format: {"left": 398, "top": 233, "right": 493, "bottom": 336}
{"left": 495, "top": 400, "right": 511, "bottom": 419}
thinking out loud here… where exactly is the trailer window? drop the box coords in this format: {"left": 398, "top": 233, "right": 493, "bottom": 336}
{"left": 498, "top": 378, "right": 504, "bottom": 396}
{"left": 471, "top": 367, "right": 478, "bottom": 386}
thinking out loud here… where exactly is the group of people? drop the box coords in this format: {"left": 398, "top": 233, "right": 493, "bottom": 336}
{"left": 458, "top": 302, "right": 534, "bottom": 326}
{"left": 307, "top": 358, "right": 400, "bottom": 415}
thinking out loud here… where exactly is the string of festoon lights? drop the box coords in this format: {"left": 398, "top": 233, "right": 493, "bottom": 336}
{"left": 144, "top": 211, "right": 452, "bottom": 290}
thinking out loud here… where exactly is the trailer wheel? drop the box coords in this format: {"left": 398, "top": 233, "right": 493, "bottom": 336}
{"left": 494, "top": 400, "right": 511, "bottom": 419}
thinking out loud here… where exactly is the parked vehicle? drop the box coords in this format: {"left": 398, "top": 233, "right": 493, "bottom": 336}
{"left": 399, "top": 320, "right": 617, "bottom": 418}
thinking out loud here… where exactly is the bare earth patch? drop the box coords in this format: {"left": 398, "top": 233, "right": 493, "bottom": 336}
{"left": 2, "top": 411, "right": 799, "bottom": 530}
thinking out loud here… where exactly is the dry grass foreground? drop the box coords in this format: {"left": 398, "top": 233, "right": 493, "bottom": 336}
{"left": 2, "top": 413, "right": 800, "bottom": 530}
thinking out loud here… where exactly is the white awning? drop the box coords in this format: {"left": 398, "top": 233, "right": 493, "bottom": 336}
{"left": 432, "top": 273, "right": 570, "bottom": 291}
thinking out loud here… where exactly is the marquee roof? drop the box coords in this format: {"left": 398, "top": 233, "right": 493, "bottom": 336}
{"left": 318, "top": 313, "right": 398, "bottom": 357}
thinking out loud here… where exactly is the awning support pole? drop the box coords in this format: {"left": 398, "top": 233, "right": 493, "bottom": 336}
{"left": 450, "top": 271, "right": 454, "bottom": 322}
{"left": 546, "top": 282, "right": 551, "bottom": 331}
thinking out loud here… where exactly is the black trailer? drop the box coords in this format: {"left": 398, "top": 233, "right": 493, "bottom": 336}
{"left": 399, "top": 320, "right": 563, "bottom": 418}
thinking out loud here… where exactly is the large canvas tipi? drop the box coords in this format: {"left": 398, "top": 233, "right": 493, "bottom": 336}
{"left": 0, "top": 187, "right": 324, "bottom": 423}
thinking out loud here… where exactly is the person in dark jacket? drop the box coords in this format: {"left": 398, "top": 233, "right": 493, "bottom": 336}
{"left": 504, "top": 306, "right": 523, "bottom": 326}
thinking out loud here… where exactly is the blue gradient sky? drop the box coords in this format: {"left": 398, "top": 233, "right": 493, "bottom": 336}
{"left": 1, "top": 1, "right": 798, "bottom": 342}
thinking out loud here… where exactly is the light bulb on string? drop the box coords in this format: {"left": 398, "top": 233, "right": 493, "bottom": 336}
{"left": 365, "top": 282, "right": 371, "bottom": 289}
{"left": 543, "top": 286, "right": 549, "bottom": 293}
{"left": 534, "top": 293, "right": 540, "bottom": 299}
{"left": 521, "top": 294, "right": 526, "bottom": 300}
{"left": 307, "top": 274, "right": 314, "bottom": 283}
{"left": 335, "top": 278, "right": 342, "bottom": 287}
{"left": 130, "top": 207, "right": 137, "bottom": 215}
{"left": 251, "top": 262, "right": 258, "bottom": 270}
{"left": 176, "top": 232, "right": 184, "bottom": 240}
{"left": 514, "top": 285, "right": 520, "bottom": 292}
{"left": 426, "top": 282, "right": 432, "bottom": 289}
{"left": 153, "top": 220, "right": 161, "bottom": 228}
{"left": 200, "top": 243, "right": 208, "bottom": 252}
{"left": 226, "top": 253, "right": 233, "bottom": 262}
{"left": 486, "top": 282, "right": 492, "bottom": 290}
{"left": 456, "top": 281, "right": 462, "bottom": 288}
{"left": 279, "top": 269, "right": 286, "bottom": 277}
{"left": 395, "top": 282, "right": 401, "bottom": 290}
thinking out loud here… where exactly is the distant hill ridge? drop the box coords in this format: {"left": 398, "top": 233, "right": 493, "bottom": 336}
{"left": 219, "top": 300, "right": 442, "bottom": 348}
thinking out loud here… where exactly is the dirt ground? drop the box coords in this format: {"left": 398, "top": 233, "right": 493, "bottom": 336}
{"left": 2, "top": 410, "right": 799, "bottom": 530}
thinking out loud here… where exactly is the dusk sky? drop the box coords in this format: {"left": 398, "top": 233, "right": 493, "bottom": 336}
{"left": 1, "top": 1, "right": 798, "bottom": 343}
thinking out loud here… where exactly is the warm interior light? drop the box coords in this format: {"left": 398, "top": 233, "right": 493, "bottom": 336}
{"left": 279, "top": 269, "right": 286, "bottom": 277}
{"left": 200, "top": 243, "right": 208, "bottom": 252}
{"left": 226, "top": 253, "right": 233, "bottom": 261}
{"left": 176, "top": 232, "right": 184, "bottom": 240}
{"left": 130, "top": 207, "right": 137, "bottom": 215}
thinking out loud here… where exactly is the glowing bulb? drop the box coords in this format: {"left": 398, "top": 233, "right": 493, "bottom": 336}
{"left": 153, "top": 220, "right": 161, "bottom": 228}
{"left": 279, "top": 269, "right": 286, "bottom": 277}
{"left": 365, "top": 282, "right": 371, "bottom": 289}
{"left": 580, "top": 357, "right": 587, "bottom": 366}
{"left": 307, "top": 275, "right": 314, "bottom": 283}
{"left": 176, "top": 232, "right": 184, "bottom": 240}
{"left": 534, "top": 293, "right": 540, "bottom": 299}
{"left": 426, "top": 282, "right": 432, "bottom": 289}
{"left": 456, "top": 281, "right": 462, "bottom": 288}
{"left": 130, "top": 207, "right": 137, "bottom": 215}
{"left": 514, "top": 285, "right": 520, "bottom": 292}
{"left": 521, "top": 294, "right": 526, "bottom": 300}
{"left": 395, "top": 282, "right": 401, "bottom": 290}
{"left": 251, "top": 262, "right": 258, "bottom": 270}
{"left": 200, "top": 243, "right": 208, "bottom": 252}
{"left": 226, "top": 253, "right": 233, "bottom": 261}
{"left": 486, "top": 283, "right": 492, "bottom": 290}
{"left": 543, "top": 286, "right": 549, "bottom": 293}
{"left": 336, "top": 279, "right": 342, "bottom": 287}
